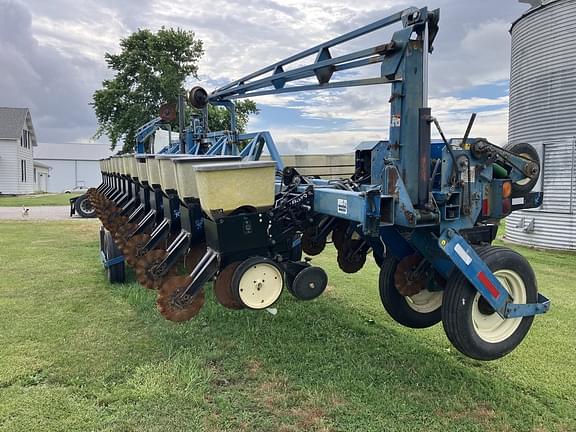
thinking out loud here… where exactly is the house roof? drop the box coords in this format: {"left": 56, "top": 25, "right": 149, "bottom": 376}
{"left": 33, "top": 161, "right": 51, "bottom": 169}
{"left": 0, "top": 107, "right": 37, "bottom": 145}
{"left": 34, "top": 142, "right": 113, "bottom": 161}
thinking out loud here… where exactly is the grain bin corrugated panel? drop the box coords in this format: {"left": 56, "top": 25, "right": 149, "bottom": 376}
{"left": 505, "top": 211, "right": 576, "bottom": 250}
{"left": 506, "top": 0, "right": 576, "bottom": 250}
{"left": 509, "top": 0, "right": 576, "bottom": 144}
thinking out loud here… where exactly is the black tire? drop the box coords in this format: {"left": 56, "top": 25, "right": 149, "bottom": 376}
{"left": 503, "top": 142, "right": 540, "bottom": 197}
{"left": 441, "top": 246, "right": 537, "bottom": 361}
{"left": 104, "top": 230, "right": 125, "bottom": 284}
{"left": 378, "top": 257, "right": 442, "bottom": 329}
{"left": 74, "top": 194, "right": 96, "bottom": 218}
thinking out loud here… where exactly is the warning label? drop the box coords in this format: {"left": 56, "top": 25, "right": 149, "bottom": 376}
{"left": 337, "top": 199, "right": 348, "bottom": 215}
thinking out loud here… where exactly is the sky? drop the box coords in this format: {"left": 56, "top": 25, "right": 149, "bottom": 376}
{"left": 0, "top": 0, "right": 530, "bottom": 154}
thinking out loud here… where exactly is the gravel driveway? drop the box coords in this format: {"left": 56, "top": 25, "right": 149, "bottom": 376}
{"left": 0, "top": 206, "right": 82, "bottom": 220}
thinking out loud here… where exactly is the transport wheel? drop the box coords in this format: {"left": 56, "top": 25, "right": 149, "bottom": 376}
{"left": 74, "top": 194, "right": 96, "bottom": 218}
{"left": 157, "top": 276, "right": 205, "bottom": 322}
{"left": 301, "top": 226, "right": 326, "bottom": 256}
{"left": 503, "top": 142, "right": 540, "bottom": 197}
{"left": 287, "top": 266, "right": 328, "bottom": 301}
{"left": 231, "top": 257, "right": 284, "bottom": 310}
{"left": 441, "top": 246, "right": 537, "bottom": 360}
{"left": 379, "top": 256, "right": 442, "bottom": 329}
{"left": 214, "top": 262, "right": 244, "bottom": 310}
{"left": 104, "top": 230, "right": 125, "bottom": 284}
{"left": 135, "top": 250, "right": 177, "bottom": 289}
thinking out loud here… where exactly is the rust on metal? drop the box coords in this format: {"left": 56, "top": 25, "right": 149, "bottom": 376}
{"left": 394, "top": 254, "right": 426, "bottom": 297}
{"left": 214, "top": 262, "right": 244, "bottom": 310}
{"left": 157, "top": 275, "right": 205, "bottom": 322}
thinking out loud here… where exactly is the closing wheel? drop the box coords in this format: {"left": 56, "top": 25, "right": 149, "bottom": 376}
{"left": 502, "top": 142, "right": 540, "bottom": 197}
{"left": 288, "top": 266, "right": 328, "bottom": 301}
{"left": 232, "top": 257, "right": 284, "bottom": 310}
{"left": 135, "top": 249, "right": 177, "bottom": 290}
{"left": 214, "top": 262, "right": 244, "bottom": 310}
{"left": 157, "top": 276, "right": 205, "bottom": 322}
{"left": 442, "top": 246, "right": 537, "bottom": 360}
{"left": 379, "top": 256, "right": 442, "bottom": 329}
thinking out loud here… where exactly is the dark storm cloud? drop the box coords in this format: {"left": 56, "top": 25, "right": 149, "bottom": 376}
{"left": 0, "top": 0, "right": 104, "bottom": 142}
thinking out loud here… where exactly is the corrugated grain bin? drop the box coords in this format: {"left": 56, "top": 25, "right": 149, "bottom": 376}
{"left": 505, "top": 0, "right": 576, "bottom": 250}
{"left": 194, "top": 161, "right": 276, "bottom": 219}
{"left": 173, "top": 156, "right": 241, "bottom": 199}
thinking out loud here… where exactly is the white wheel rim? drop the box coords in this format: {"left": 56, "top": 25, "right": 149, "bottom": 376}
{"left": 238, "top": 263, "right": 283, "bottom": 309}
{"left": 405, "top": 289, "right": 443, "bottom": 314}
{"left": 471, "top": 269, "right": 526, "bottom": 344}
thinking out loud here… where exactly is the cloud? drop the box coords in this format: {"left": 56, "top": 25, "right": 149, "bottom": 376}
{"left": 0, "top": 0, "right": 105, "bottom": 142}
{"left": 1, "top": 0, "right": 528, "bottom": 149}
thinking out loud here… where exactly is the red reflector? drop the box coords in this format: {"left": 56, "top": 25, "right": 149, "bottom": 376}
{"left": 477, "top": 271, "right": 500, "bottom": 299}
{"left": 482, "top": 199, "right": 489, "bottom": 216}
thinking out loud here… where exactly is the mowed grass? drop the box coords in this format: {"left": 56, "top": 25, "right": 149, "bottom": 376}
{"left": 0, "top": 220, "right": 574, "bottom": 432}
{"left": 0, "top": 193, "right": 82, "bottom": 207}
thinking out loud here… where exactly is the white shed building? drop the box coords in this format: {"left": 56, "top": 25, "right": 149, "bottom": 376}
{"left": 34, "top": 143, "right": 112, "bottom": 193}
{"left": 0, "top": 107, "right": 37, "bottom": 195}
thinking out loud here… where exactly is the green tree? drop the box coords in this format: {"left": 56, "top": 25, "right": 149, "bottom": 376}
{"left": 92, "top": 27, "right": 258, "bottom": 152}
{"left": 205, "top": 100, "right": 259, "bottom": 133}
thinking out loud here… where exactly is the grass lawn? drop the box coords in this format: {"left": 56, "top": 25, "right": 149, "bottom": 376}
{"left": 0, "top": 193, "right": 82, "bottom": 207}
{"left": 0, "top": 220, "right": 574, "bottom": 431}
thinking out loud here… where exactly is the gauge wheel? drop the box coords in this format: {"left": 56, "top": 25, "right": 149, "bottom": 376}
{"left": 379, "top": 256, "right": 442, "bottom": 328}
{"left": 231, "top": 257, "right": 284, "bottom": 310}
{"left": 441, "top": 246, "right": 537, "bottom": 361}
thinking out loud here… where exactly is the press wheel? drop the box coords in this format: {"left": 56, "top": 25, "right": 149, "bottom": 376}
{"left": 157, "top": 275, "right": 205, "bottom": 322}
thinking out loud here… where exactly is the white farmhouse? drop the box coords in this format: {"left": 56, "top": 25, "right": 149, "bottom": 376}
{"left": 0, "top": 107, "right": 38, "bottom": 195}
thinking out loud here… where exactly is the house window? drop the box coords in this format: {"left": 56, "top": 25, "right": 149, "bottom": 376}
{"left": 21, "top": 160, "right": 27, "bottom": 182}
{"left": 34, "top": 168, "right": 37, "bottom": 183}
{"left": 21, "top": 130, "right": 31, "bottom": 149}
